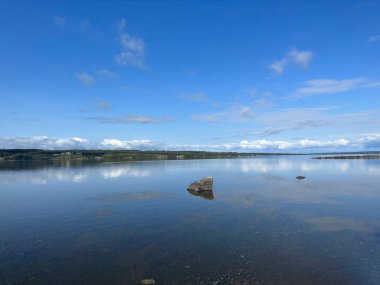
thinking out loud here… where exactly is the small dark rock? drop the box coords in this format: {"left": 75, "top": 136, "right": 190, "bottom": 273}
{"left": 187, "top": 176, "right": 213, "bottom": 192}
{"left": 296, "top": 176, "right": 306, "bottom": 180}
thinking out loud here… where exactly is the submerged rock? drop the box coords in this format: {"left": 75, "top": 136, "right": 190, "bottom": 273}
{"left": 187, "top": 176, "right": 213, "bottom": 192}
{"left": 141, "top": 279, "right": 156, "bottom": 285}
{"left": 296, "top": 176, "right": 306, "bottom": 180}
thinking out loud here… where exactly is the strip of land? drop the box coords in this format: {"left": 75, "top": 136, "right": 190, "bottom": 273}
{"left": 313, "top": 155, "right": 380, "bottom": 160}
{"left": 0, "top": 149, "right": 290, "bottom": 161}
{"left": 2, "top": 149, "right": 380, "bottom": 162}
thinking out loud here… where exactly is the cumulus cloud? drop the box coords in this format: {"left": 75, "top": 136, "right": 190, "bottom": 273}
{"left": 286, "top": 48, "right": 313, "bottom": 68}
{"left": 87, "top": 114, "right": 166, "bottom": 124}
{"left": 115, "top": 19, "right": 146, "bottom": 69}
{"left": 53, "top": 16, "right": 65, "bottom": 27}
{"left": 100, "top": 139, "right": 161, "bottom": 150}
{"left": 0, "top": 136, "right": 89, "bottom": 150}
{"left": 0, "top": 135, "right": 379, "bottom": 151}
{"left": 240, "top": 139, "right": 350, "bottom": 150}
{"left": 76, "top": 72, "right": 95, "bottom": 86}
{"left": 358, "top": 135, "right": 380, "bottom": 149}
{"left": 167, "top": 143, "right": 236, "bottom": 151}
{"left": 269, "top": 48, "right": 314, "bottom": 74}
{"left": 368, "top": 35, "right": 380, "bottom": 43}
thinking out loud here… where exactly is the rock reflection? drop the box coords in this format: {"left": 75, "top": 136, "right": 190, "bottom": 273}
{"left": 187, "top": 189, "right": 214, "bottom": 200}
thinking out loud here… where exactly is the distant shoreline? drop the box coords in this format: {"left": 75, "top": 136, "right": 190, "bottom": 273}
{"left": 313, "top": 155, "right": 380, "bottom": 160}
{"left": 0, "top": 149, "right": 293, "bottom": 162}
{"left": 1, "top": 149, "right": 379, "bottom": 162}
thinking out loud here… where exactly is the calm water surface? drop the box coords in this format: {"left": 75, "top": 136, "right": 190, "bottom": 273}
{"left": 1, "top": 156, "right": 380, "bottom": 285}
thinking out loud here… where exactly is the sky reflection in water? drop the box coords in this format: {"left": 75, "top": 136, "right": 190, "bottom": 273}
{"left": 1, "top": 157, "right": 380, "bottom": 284}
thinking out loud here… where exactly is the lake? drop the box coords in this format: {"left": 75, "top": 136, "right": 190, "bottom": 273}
{"left": 1, "top": 156, "right": 380, "bottom": 285}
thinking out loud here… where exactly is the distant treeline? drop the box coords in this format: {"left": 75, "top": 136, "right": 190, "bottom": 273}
{"left": 313, "top": 155, "right": 380, "bottom": 160}
{"left": 1, "top": 149, "right": 379, "bottom": 161}
{"left": 0, "top": 149, "right": 274, "bottom": 161}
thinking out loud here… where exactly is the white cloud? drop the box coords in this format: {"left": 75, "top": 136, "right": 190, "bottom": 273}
{"left": 76, "top": 72, "right": 95, "bottom": 86}
{"left": 269, "top": 48, "right": 314, "bottom": 74}
{"left": 192, "top": 105, "right": 254, "bottom": 123}
{"left": 1, "top": 135, "right": 379, "bottom": 151}
{"left": 368, "top": 35, "right": 380, "bottom": 43}
{"left": 115, "top": 19, "right": 146, "bottom": 69}
{"left": 88, "top": 114, "right": 166, "bottom": 124}
{"left": 233, "top": 107, "right": 380, "bottom": 140}
{"left": 100, "top": 139, "right": 161, "bottom": 150}
{"left": 0, "top": 136, "right": 89, "bottom": 150}
{"left": 286, "top": 48, "right": 313, "bottom": 68}
{"left": 293, "top": 77, "right": 380, "bottom": 97}
{"left": 53, "top": 16, "right": 65, "bottom": 27}
{"left": 252, "top": 127, "right": 286, "bottom": 137}
{"left": 257, "top": 106, "right": 380, "bottom": 133}
{"left": 357, "top": 134, "right": 380, "bottom": 149}
{"left": 240, "top": 138, "right": 350, "bottom": 150}
{"left": 167, "top": 143, "right": 236, "bottom": 151}
{"left": 240, "top": 107, "right": 253, "bottom": 118}
{"left": 269, "top": 59, "right": 287, "bottom": 74}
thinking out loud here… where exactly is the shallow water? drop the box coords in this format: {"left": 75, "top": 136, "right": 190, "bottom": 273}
{"left": 1, "top": 156, "right": 380, "bottom": 285}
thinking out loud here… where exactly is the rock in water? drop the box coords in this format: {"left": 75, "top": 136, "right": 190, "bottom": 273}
{"left": 296, "top": 176, "right": 306, "bottom": 180}
{"left": 141, "top": 279, "right": 156, "bottom": 285}
{"left": 187, "top": 176, "right": 213, "bottom": 192}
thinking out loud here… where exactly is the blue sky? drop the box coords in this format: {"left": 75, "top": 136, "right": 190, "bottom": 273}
{"left": 1, "top": 0, "right": 380, "bottom": 152}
